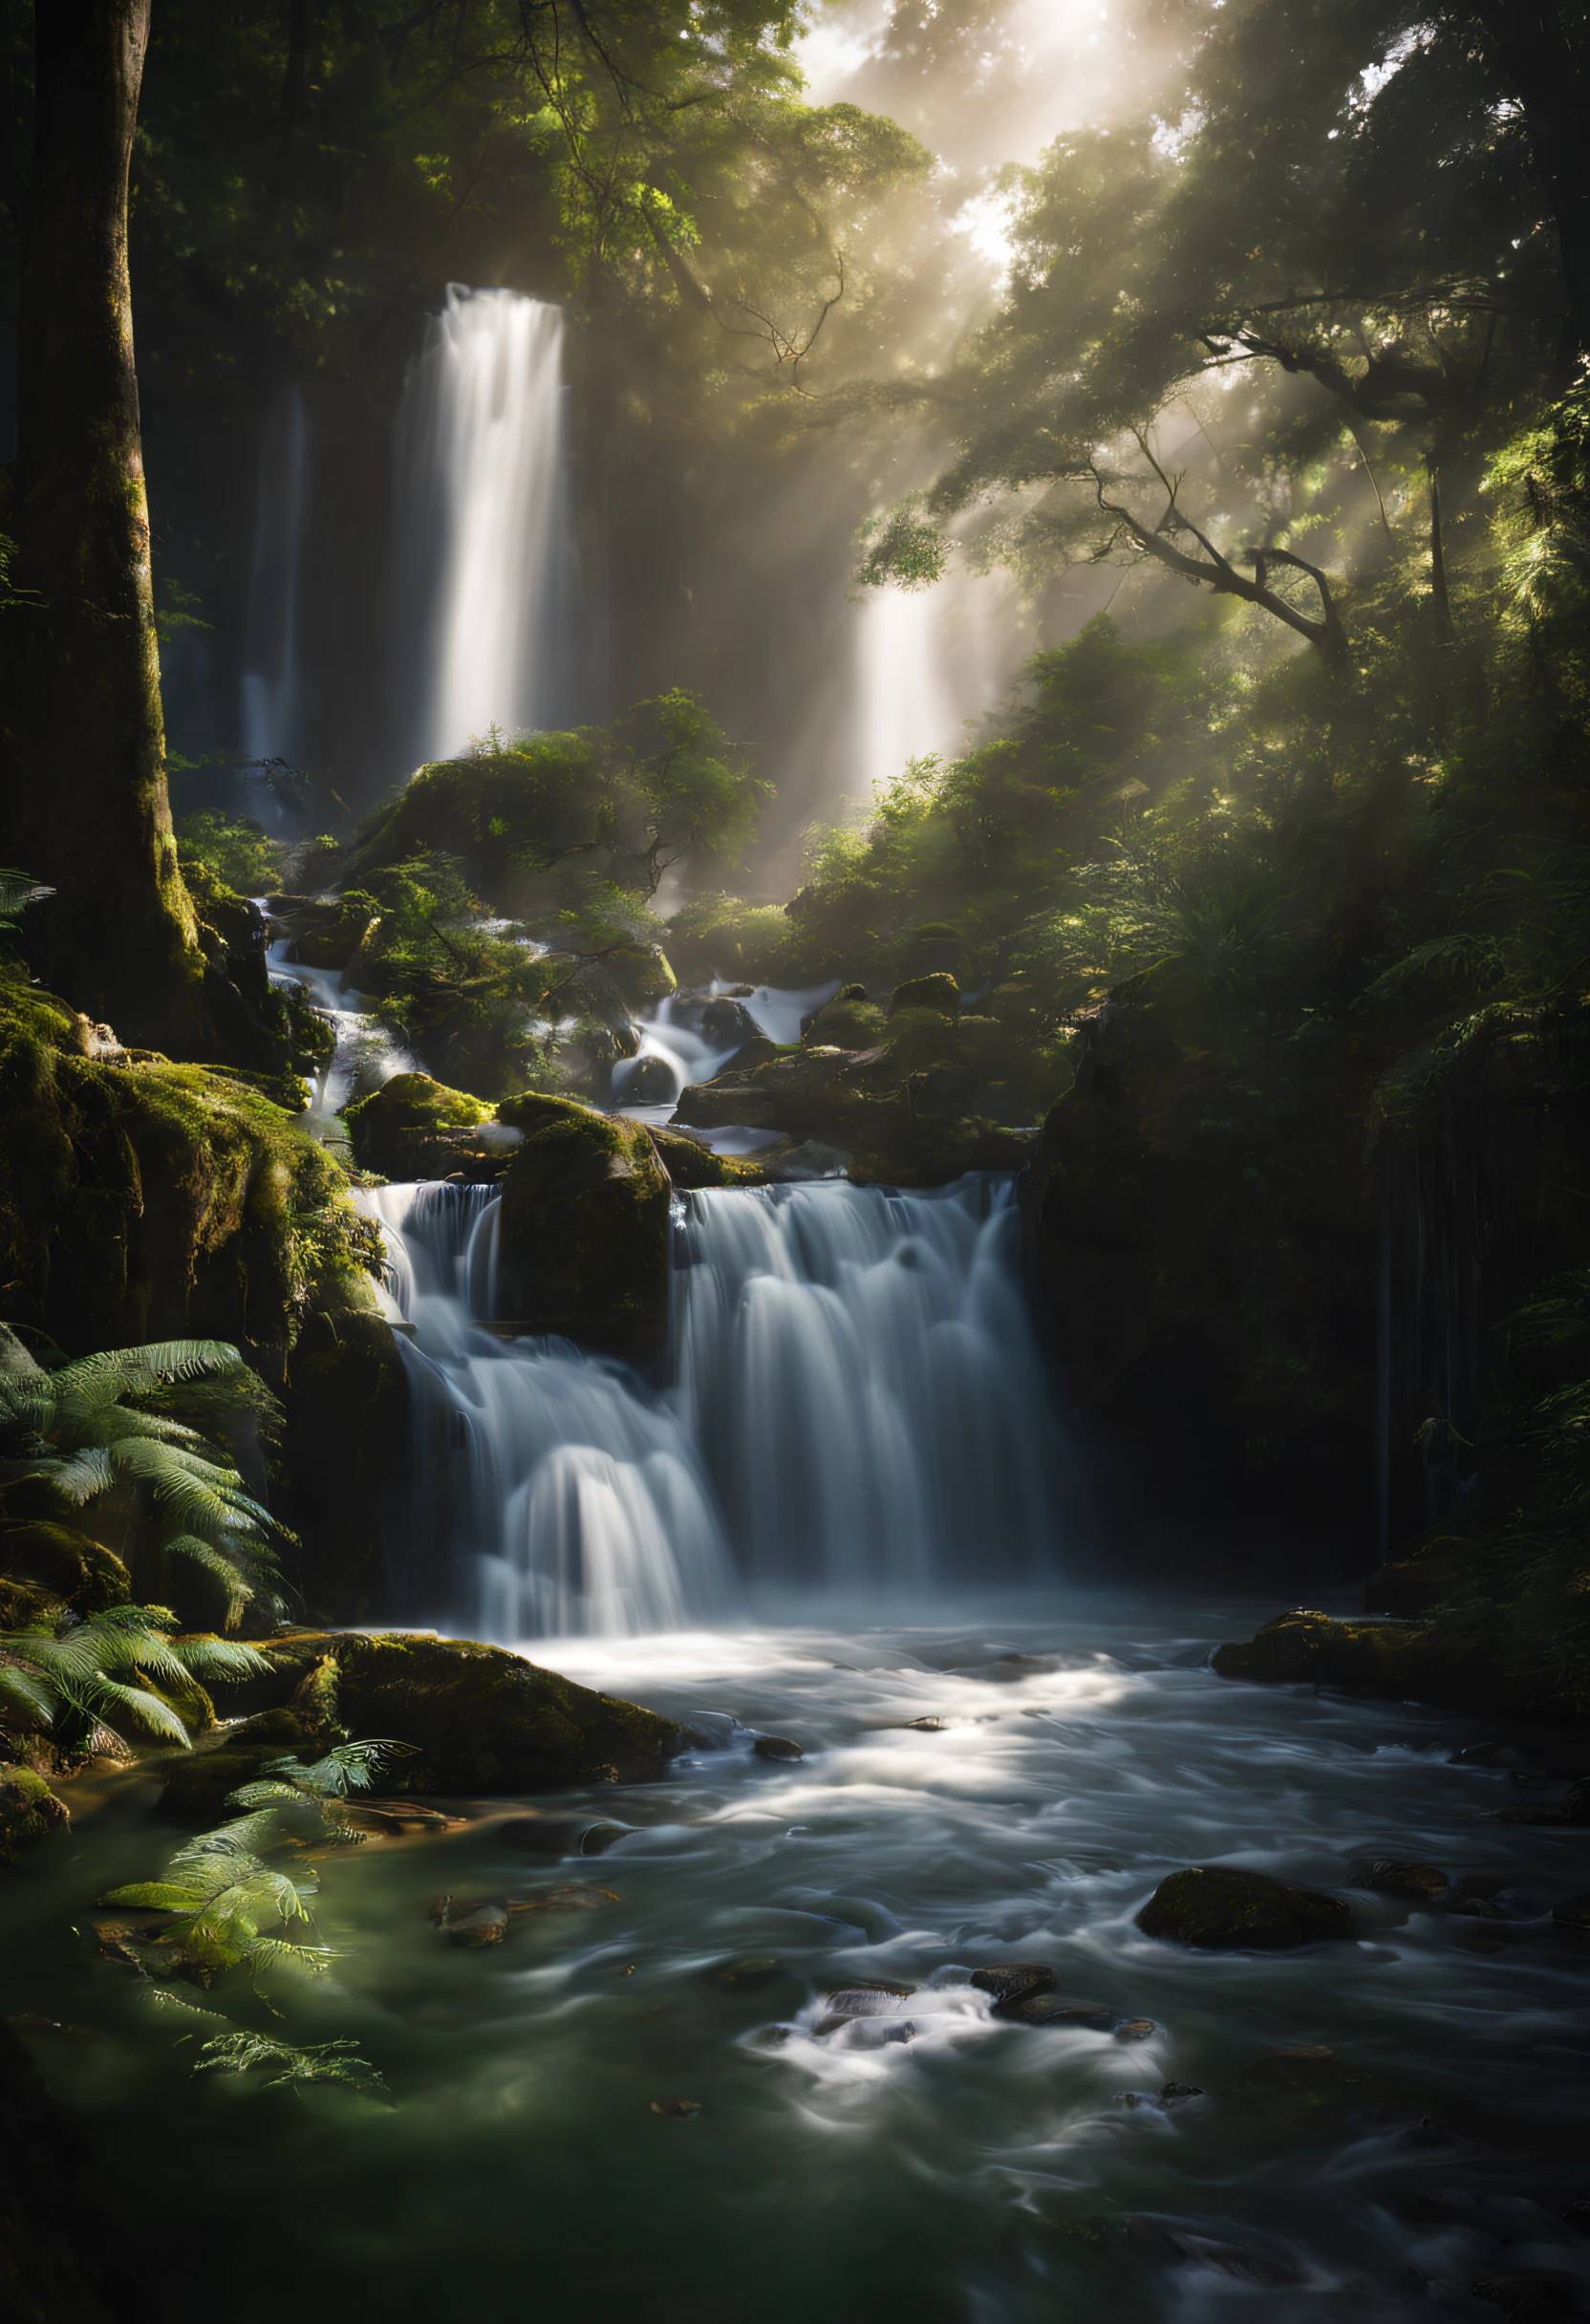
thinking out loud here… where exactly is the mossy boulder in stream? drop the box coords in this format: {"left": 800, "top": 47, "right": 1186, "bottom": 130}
{"left": 255, "top": 1630, "right": 685, "bottom": 1793}
{"left": 1137, "top": 1866, "right": 1352, "bottom": 1949}
{"left": 1212, "top": 1606, "right": 1590, "bottom": 1728}
{"left": 495, "top": 1093, "right": 671, "bottom": 1366}
{"left": 344, "top": 1071, "right": 496, "bottom": 1179}
{"left": 0, "top": 1768, "right": 69, "bottom": 1861}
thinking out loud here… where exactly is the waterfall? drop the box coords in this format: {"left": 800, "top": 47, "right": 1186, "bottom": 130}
{"left": 393, "top": 287, "right": 570, "bottom": 767}
{"left": 239, "top": 382, "right": 310, "bottom": 774}
{"left": 855, "top": 584, "right": 956, "bottom": 793}
{"left": 363, "top": 1173, "right": 1063, "bottom": 1639}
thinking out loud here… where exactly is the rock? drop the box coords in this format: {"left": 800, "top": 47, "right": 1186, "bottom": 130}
{"left": 623, "top": 1055, "right": 677, "bottom": 1105}
{"left": 1552, "top": 1894, "right": 1590, "bottom": 1934}
{"left": 970, "top": 1963, "right": 1056, "bottom": 2005}
{"left": 889, "top": 973, "right": 960, "bottom": 1018}
{"left": 900, "top": 1716, "right": 948, "bottom": 1732}
{"left": 447, "top": 1903, "right": 508, "bottom": 1947}
{"left": 1124, "top": 2215, "right": 1302, "bottom": 2287}
{"left": 998, "top": 1992, "right": 1114, "bottom": 2029}
{"left": 820, "top": 1985, "right": 915, "bottom": 2018}
{"left": 156, "top": 1743, "right": 299, "bottom": 1826}
{"left": 344, "top": 1070, "right": 493, "bottom": 1179}
{"left": 1160, "top": 2081, "right": 1204, "bottom": 2103}
{"left": 1451, "top": 1866, "right": 1510, "bottom": 1901}
{"left": 493, "top": 1094, "right": 671, "bottom": 1367}
{"left": 0, "top": 1521, "right": 131, "bottom": 1615}
{"left": 495, "top": 1815, "right": 629, "bottom": 1856}
{"left": 1363, "top": 1530, "right": 1475, "bottom": 1617}
{"left": 650, "top": 2098, "right": 702, "bottom": 2119}
{"left": 1213, "top": 1606, "right": 1589, "bottom": 1727}
{"left": 1347, "top": 1859, "right": 1450, "bottom": 1903}
{"left": 708, "top": 1956, "right": 783, "bottom": 1992}
{"left": 249, "top": 1630, "right": 684, "bottom": 1795}
{"left": 1471, "top": 2272, "right": 1583, "bottom": 2320}
{"left": 802, "top": 998, "right": 889, "bottom": 1051}
{"left": 0, "top": 1768, "right": 68, "bottom": 1862}
{"left": 1136, "top": 1867, "right": 1352, "bottom": 1949}
{"left": 1114, "top": 2018, "right": 1157, "bottom": 2041}
{"left": 648, "top": 1128, "right": 766, "bottom": 1190}
{"left": 752, "top": 1735, "right": 804, "bottom": 1761}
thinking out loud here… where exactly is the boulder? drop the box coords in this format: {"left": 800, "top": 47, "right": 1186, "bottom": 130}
{"left": 889, "top": 973, "right": 960, "bottom": 1018}
{"left": 1136, "top": 1866, "right": 1352, "bottom": 1949}
{"left": 255, "top": 1630, "right": 685, "bottom": 1795}
{"left": 1212, "top": 1607, "right": 1587, "bottom": 1727}
{"left": 494, "top": 1094, "right": 671, "bottom": 1367}
{"left": 344, "top": 1071, "right": 493, "bottom": 1180}
{"left": 802, "top": 998, "right": 889, "bottom": 1051}
{"left": 648, "top": 1128, "right": 767, "bottom": 1190}
{"left": 970, "top": 1963, "right": 1055, "bottom": 2005}
{"left": 1347, "top": 1859, "right": 1450, "bottom": 1904}
{"left": 0, "top": 1768, "right": 68, "bottom": 1862}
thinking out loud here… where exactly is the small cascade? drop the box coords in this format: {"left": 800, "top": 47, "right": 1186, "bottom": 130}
{"left": 393, "top": 287, "right": 570, "bottom": 766}
{"left": 612, "top": 979, "right": 840, "bottom": 1114}
{"left": 362, "top": 1183, "right": 736, "bottom": 1637}
{"left": 675, "top": 1179, "right": 1062, "bottom": 1586}
{"left": 240, "top": 382, "right": 311, "bottom": 773}
{"left": 363, "top": 1169, "right": 1064, "bottom": 1639}
{"left": 266, "top": 943, "right": 416, "bottom": 1131}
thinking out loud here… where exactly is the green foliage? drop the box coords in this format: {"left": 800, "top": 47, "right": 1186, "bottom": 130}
{"left": 0, "top": 1326, "right": 291, "bottom": 1629}
{"left": 0, "top": 1603, "right": 268, "bottom": 1759}
{"left": 193, "top": 2032, "right": 388, "bottom": 2098}
{"left": 175, "top": 812, "right": 285, "bottom": 897}
{"left": 0, "top": 870, "right": 54, "bottom": 935}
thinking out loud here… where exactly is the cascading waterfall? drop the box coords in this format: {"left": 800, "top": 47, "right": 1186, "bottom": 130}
{"left": 363, "top": 1171, "right": 1064, "bottom": 1639}
{"left": 393, "top": 287, "right": 570, "bottom": 767}
{"left": 239, "top": 382, "right": 310, "bottom": 772}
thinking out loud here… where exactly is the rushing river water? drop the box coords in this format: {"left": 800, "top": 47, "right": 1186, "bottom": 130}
{"left": 14, "top": 1601, "right": 1590, "bottom": 2324}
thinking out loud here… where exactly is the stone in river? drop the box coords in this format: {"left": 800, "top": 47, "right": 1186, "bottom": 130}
{"left": 650, "top": 2098, "right": 702, "bottom": 2119}
{"left": 1136, "top": 1867, "right": 1351, "bottom": 1949}
{"left": 752, "top": 1735, "right": 805, "bottom": 1761}
{"left": 708, "top": 1956, "right": 784, "bottom": 1991}
{"left": 970, "top": 1962, "right": 1056, "bottom": 2004}
{"left": 1114, "top": 2018, "right": 1157, "bottom": 2041}
{"left": 998, "top": 1992, "right": 1114, "bottom": 2029}
{"left": 1347, "top": 1859, "right": 1450, "bottom": 1903}
{"left": 447, "top": 1903, "right": 508, "bottom": 1947}
{"left": 1160, "top": 2082, "right": 1204, "bottom": 2104}
{"left": 901, "top": 1716, "right": 949, "bottom": 1732}
{"left": 1551, "top": 1893, "right": 1590, "bottom": 1934}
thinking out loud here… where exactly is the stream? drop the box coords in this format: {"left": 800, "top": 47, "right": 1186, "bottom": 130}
{"left": 14, "top": 1602, "right": 1590, "bottom": 2321}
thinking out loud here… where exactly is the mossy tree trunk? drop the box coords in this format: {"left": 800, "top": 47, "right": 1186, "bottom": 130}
{"left": 2, "top": 0, "right": 204, "bottom": 1046}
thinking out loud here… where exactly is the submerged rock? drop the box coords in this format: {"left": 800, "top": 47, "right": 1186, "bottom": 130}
{"left": 1347, "top": 1859, "right": 1450, "bottom": 1904}
{"left": 1136, "top": 1867, "right": 1351, "bottom": 1949}
{"left": 752, "top": 1734, "right": 805, "bottom": 1761}
{"left": 998, "top": 1992, "right": 1115, "bottom": 2030}
{"left": 446, "top": 1903, "right": 508, "bottom": 1947}
{"left": 971, "top": 1963, "right": 1056, "bottom": 2005}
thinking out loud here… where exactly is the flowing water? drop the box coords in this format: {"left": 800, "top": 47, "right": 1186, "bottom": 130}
{"left": 392, "top": 286, "right": 571, "bottom": 765}
{"left": 18, "top": 1603, "right": 1590, "bottom": 2323}
{"left": 363, "top": 1173, "right": 1064, "bottom": 1634}
{"left": 239, "top": 380, "right": 310, "bottom": 769}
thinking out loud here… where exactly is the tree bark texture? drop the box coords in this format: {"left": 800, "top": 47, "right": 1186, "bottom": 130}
{"left": 2, "top": 0, "right": 204, "bottom": 1043}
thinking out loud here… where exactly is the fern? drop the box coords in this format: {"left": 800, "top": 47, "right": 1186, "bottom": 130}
{"left": 0, "top": 1605, "right": 270, "bottom": 1759}
{"left": 192, "top": 2032, "right": 388, "bottom": 2096}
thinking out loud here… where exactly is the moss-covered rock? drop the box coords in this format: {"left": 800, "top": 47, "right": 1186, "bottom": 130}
{"left": 344, "top": 1070, "right": 495, "bottom": 1180}
{"left": 890, "top": 972, "right": 960, "bottom": 1017}
{"left": 0, "top": 1767, "right": 68, "bottom": 1861}
{"left": 495, "top": 1095, "right": 671, "bottom": 1366}
{"left": 603, "top": 943, "right": 677, "bottom": 1011}
{"left": 0, "top": 1521, "right": 131, "bottom": 1614}
{"left": 649, "top": 1128, "right": 767, "bottom": 1189}
{"left": 1212, "top": 1606, "right": 1590, "bottom": 1728}
{"left": 1136, "top": 1865, "right": 1352, "bottom": 1948}
{"left": 257, "top": 1630, "right": 684, "bottom": 1793}
{"left": 0, "top": 978, "right": 383, "bottom": 1361}
{"left": 802, "top": 998, "right": 889, "bottom": 1051}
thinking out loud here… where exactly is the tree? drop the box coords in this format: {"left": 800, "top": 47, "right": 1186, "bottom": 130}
{"left": 1, "top": 0, "right": 207, "bottom": 1045}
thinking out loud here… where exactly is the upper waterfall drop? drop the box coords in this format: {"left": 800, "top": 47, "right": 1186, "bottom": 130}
{"left": 393, "top": 287, "right": 571, "bottom": 767}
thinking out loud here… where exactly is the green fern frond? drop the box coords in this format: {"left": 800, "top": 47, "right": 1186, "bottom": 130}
{"left": 0, "top": 1325, "right": 48, "bottom": 1386}
{"left": 50, "top": 1341, "right": 245, "bottom": 1412}
{"left": 193, "top": 2032, "right": 388, "bottom": 2095}
{"left": 162, "top": 1537, "right": 249, "bottom": 1625}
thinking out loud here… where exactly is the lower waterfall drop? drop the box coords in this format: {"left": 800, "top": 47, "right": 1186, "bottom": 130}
{"left": 364, "top": 1173, "right": 1064, "bottom": 1640}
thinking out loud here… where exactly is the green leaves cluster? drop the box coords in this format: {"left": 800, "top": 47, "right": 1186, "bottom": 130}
{"left": 0, "top": 1604, "right": 268, "bottom": 1760}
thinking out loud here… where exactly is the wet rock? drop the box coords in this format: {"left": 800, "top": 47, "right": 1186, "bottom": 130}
{"left": 707, "top": 1956, "right": 783, "bottom": 1992}
{"left": 1160, "top": 2081, "right": 1204, "bottom": 2104}
{"left": 260, "top": 1630, "right": 685, "bottom": 1794}
{"left": 1471, "top": 2271, "right": 1584, "bottom": 2320}
{"left": 650, "top": 2098, "right": 702, "bottom": 2119}
{"left": 648, "top": 1129, "right": 766, "bottom": 1191}
{"left": 899, "top": 1715, "right": 949, "bottom": 1732}
{"left": 495, "top": 1815, "right": 629, "bottom": 1857}
{"left": 1551, "top": 1893, "right": 1590, "bottom": 1934}
{"left": 821, "top": 1984, "right": 915, "bottom": 2014}
{"left": 1114, "top": 2017, "right": 1158, "bottom": 2041}
{"left": 1124, "top": 2215, "right": 1302, "bottom": 2287}
{"left": 970, "top": 1963, "right": 1056, "bottom": 2005}
{"left": 493, "top": 1092, "right": 672, "bottom": 1366}
{"left": 0, "top": 1768, "right": 68, "bottom": 1862}
{"left": 998, "top": 1992, "right": 1113, "bottom": 2029}
{"left": 623, "top": 1055, "right": 677, "bottom": 1106}
{"left": 1136, "top": 1867, "right": 1352, "bottom": 1949}
{"left": 1214, "top": 1607, "right": 1587, "bottom": 1726}
{"left": 1452, "top": 1867, "right": 1510, "bottom": 1902}
{"left": 344, "top": 1070, "right": 494, "bottom": 1179}
{"left": 752, "top": 1735, "right": 805, "bottom": 1761}
{"left": 446, "top": 1903, "right": 508, "bottom": 1947}
{"left": 1347, "top": 1859, "right": 1450, "bottom": 1904}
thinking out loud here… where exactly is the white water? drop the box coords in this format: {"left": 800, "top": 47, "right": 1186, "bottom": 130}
{"left": 239, "top": 382, "right": 310, "bottom": 770}
{"left": 266, "top": 941, "right": 415, "bottom": 1130}
{"left": 393, "top": 287, "right": 570, "bottom": 766}
{"left": 362, "top": 1173, "right": 1064, "bottom": 1637}
{"left": 612, "top": 979, "right": 841, "bottom": 1112}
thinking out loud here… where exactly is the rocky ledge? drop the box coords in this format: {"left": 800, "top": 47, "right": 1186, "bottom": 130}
{"left": 1211, "top": 1606, "right": 1590, "bottom": 1732}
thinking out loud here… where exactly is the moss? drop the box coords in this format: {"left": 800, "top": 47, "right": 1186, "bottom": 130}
{"left": 258, "top": 1630, "right": 684, "bottom": 1793}
{"left": 0, "top": 1521, "right": 131, "bottom": 1614}
{"left": 344, "top": 1069, "right": 494, "bottom": 1180}
{"left": 495, "top": 1095, "right": 671, "bottom": 1367}
{"left": 1136, "top": 1866, "right": 1352, "bottom": 1949}
{"left": 803, "top": 999, "right": 889, "bottom": 1051}
{"left": 649, "top": 1128, "right": 767, "bottom": 1189}
{"left": 890, "top": 972, "right": 960, "bottom": 1017}
{"left": 1213, "top": 1605, "right": 1590, "bottom": 1729}
{"left": 0, "top": 1767, "right": 69, "bottom": 1861}
{"left": 603, "top": 943, "right": 677, "bottom": 1011}
{"left": 0, "top": 977, "right": 381, "bottom": 1362}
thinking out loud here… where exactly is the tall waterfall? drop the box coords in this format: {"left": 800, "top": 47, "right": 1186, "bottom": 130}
{"left": 393, "top": 287, "right": 570, "bottom": 768}
{"left": 239, "top": 382, "right": 310, "bottom": 771}
{"left": 364, "top": 1174, "right": 1063, "bottom": 1639}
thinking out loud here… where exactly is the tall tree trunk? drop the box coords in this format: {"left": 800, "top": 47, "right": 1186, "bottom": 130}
{"left": 1, "top": 0, "right": 204, "bottom": 1045}
{"left": 1465, "top": 2, "right": 1590, "bottom": 368}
